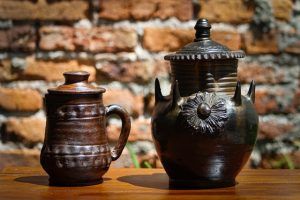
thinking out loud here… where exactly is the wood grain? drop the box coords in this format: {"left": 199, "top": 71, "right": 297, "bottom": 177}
{"left": 1, "top": 167, "right": 300, "bottom": 200}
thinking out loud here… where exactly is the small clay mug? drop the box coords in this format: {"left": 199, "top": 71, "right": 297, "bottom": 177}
{"left": 40, "top": 71, "right": 131, "bottom": 186}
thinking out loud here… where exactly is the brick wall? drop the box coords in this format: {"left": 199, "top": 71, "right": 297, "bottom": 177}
{"left": 0, "top": 0, "right": 299, "bottom": 169}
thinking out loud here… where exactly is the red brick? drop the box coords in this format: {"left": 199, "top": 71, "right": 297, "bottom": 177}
{"left": 272, "top": 0, "right": 293, "bottom": 21}
{"left": 143, "top": 28, "right": 242, "bottom": 52}
{"left": 0, "top": 25, "right": 36, "bottom": 52}
{"left": 3, "top": 117, "right": 45, "bottom": 144}
{"left": 238, "top": 62, "right": 286, "bottom": 84}
{"left": 143, "top": 28, "right": 194, "bottom": 52}
{"left": 99, "top": 0, "right": 193, "bottom": 21}
{"left": 153, "top": 60, "right": 171, "bottom": 78}
{"left": 211, "top": 30, "right": 242, "bottom": 50}
{"left": 107, "top": 118, "right": 151, "bottom": 142}
{"left": 0, "top": 0, "right": 88, "bottom": 20}
{"left": 39, "top": 26, "right": 75, "bottom": 51}
{"left": 0, "top": 59, "right": 17, "bottom": 82}
{"left": 97, "top": 61, "right": 153, "bottom": 84}
{"left": 0, "top": 88, "right": 42, "bottom": 112}
{"left": 258, "top": 117, "right": 294, "bottom": 139}
{"left": 292, "top": 89, "right": 300, "bottom": 111}
{"left": 39, "top": 26, "right": 137, "bottom": 53}
{"left": 198, "top": 0, "right": 254, "bottom": 23}
{"left": 285, "top": 40, "right": 300, "bottom": 54}
{"left": 104, "top": 89, "right": 144, "bottom": 118}
{"left": 255, "top": 89, "right": 278, "bottom": 115}
{"left": 74, "top": 27, "right": 137, "bottom": 53}
{"left": 23, "top": 57, "right": 96, "bottom": 82}
{"left": 243, "top": 31, "right": 279, "bottom": 54}
{"left": 255, "top": 87, "right": 294, "bottom": 115}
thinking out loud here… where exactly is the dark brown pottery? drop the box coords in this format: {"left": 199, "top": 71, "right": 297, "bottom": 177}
{"left": 152, "top": 19, "right": 258, "bottom": 189}
{"left": 40, "top": 71, "right": 131, "bottom": 186}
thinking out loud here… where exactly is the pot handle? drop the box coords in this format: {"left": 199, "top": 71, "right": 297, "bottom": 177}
{"left": 105, "top": 105, "right": 131, "bottom": 161}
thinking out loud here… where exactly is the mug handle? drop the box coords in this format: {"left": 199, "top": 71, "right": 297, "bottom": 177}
{"left": 105, "top": 104, "right": 131, "bottom": 161}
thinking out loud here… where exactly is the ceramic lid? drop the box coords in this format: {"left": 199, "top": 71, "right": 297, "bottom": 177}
{"left": 48, "top": 71, "right": 105, "bottom": 94}
{"left": 164, "top": 19, "right": 245, "bottom": 61}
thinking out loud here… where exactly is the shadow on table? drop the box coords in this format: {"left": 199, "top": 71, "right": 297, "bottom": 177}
{"left": 15, "top": 176, "right": 49, "bottom": 186}
{"left": 15, "top": 176, "right": 111, "bottom": 186}
{"left": 118, "top": 173, "right": 170, "bottom": 190}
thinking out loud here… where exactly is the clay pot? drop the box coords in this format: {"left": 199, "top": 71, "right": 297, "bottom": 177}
{"left": 40, "top": 71, "right": 131, "bottom": 186}
{"left": 151, "top": 19, "right": 258, "bottom": 189}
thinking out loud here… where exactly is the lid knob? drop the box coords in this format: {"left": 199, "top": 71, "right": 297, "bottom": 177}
{"left": 63, "top": 71, "right": 90, "bottom": 84}
{"left": 194, "top": 18, "right": 211, "bottom": 41}
{"left": 197, "top": 103, "right": 211, "bottom": 119}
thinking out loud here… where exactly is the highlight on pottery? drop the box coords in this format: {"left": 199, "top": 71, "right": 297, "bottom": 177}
{"left": 151, "top": 19, "right": 258, "bottom": 189}
{"left": 40, "top": 71, "right": 131, "bottom": 186}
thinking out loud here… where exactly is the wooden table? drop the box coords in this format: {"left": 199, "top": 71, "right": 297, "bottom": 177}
{"left": 0, "top": 167, "right": 300, "bottom": 200}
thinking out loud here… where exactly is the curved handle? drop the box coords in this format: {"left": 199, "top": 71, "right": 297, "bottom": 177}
{"left": 106, "top": 104, "right": 131, "bottom": 161}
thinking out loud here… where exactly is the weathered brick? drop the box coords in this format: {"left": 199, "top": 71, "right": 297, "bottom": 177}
{"left": 285, "top": 40, "right": 300, "bottom": 54}
{"left": 99, "top": 0, "right": 193, "bottom": 21}
{"left": 39, "top": 26, "right": 75, "bottom": 51}
{"left": 0, "top": 59, "right": 18, "bottom": 82}
{"left": 143, "top": 28, "right": 242, "bottom": 52}
{"left": 198, "top": 0, "right": 254, "bottom": 23}
{"left": 3, "top": 117, "right": 45, "bottom": 144}
{"left": 255, "top": 87, "right": 294, "bottom": 115}
{"left": 293, "top": 89, "right": 300, "bottom": 111}
{"left": 272, "top": 0, "right": 293, "bottom": 21}
{"left": 0, "top": 0, "right": 88, "bottom": 20}
{"left": 258, "top": 116, "right": 294, "bottom": 139}
{"left": 0, "top": 25, "right": 36, "bottom": 52}
{"left": 243, "top": 31, "right": 279, "bottom": 54}
{"left": 153, "top": 60, "right": 171, "bottom": 78}
{"left": 74, "top": 27, "right": 137, "bottom": 53}
{"left": 107, "top": 118, "right": 151, "bottom": 142}
{"left": 238, "top": 62, "right": 286, "bottom": 84}
{"left": 211, "top": 30, "right": 241, "bottom": 50}
{"left": 23, "top": 57, "right": 96, "bottom": 82}
{"left": 143, "top": 28, "right": 193, "bottom": 52}
{"left": 0, "top": 88, "right": 42, "bottom": 112}
{"left": 0, "top": 31, "right": 9, "bottom": 50}
{"left": 103, "top": 89, "right": 144, "bottom": 117}
{"left": 39, "top": 26, "right": 137, "bottom": 53}
{"left": 97, "top": 61, "right": 154, "bottom": 83}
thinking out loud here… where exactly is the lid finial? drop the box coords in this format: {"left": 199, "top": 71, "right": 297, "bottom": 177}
{"left": 194, "top": 19, "right": 211, "bottom": 41}
{"left": 63, "top": 71, "right": 90, "bottom": 84}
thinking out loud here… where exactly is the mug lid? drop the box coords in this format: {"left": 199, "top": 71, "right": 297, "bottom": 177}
{"left": 47, "top": 71, "right": 105, "bottom": 94}
{"left": 164, "top": 19, "right": 245, "bottom": 61}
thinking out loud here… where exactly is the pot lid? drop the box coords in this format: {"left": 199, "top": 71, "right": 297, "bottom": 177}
{"left": 164, "top": 19, "right": 245, "bottom": 61}
{"left": 48, "top": 71, "right": 105, "bottom": 94}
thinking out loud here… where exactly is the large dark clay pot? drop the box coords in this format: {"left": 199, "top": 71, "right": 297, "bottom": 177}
{"left": 40, "top": 71, "right": 131, "bottom": 186}
{"left": 151, "top": 19, "right": 258, "bottom": 189}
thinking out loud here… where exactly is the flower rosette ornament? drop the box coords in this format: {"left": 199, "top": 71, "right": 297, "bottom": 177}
{"left": 180, "top": 92, "right": 228, "bottom": 135}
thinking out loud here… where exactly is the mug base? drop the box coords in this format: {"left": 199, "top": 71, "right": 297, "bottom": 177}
{"left": 49, "top": 177, "right": 103, "bottom": 186}
{"left": 169, "top": 178, "right": 236, "bottom": 189}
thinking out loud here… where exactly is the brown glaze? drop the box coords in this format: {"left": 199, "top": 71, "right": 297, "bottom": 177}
{"left": 40, "top": 71, "right": 131, "bottom": 186}
{"left": 152, "top": 19, "right": 258, "bottom": 189}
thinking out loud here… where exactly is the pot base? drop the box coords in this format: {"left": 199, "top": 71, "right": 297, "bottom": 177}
{"left": 49, "top": 177, "right": 103, "bottom": 186}
{"left": 169, "top": 178, "right": 236, "bottom": 189}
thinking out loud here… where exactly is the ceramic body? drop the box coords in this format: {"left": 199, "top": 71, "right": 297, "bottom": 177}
{"left": 151, "top": 19, "right": 258, "bottom": 188}
{"left": 40, "top": 71, "right": 131, "bottom": 186}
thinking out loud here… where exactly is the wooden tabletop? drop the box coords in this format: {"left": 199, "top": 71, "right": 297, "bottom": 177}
{"left": 0, "top": 167, "right": 300, "bottom": 200}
